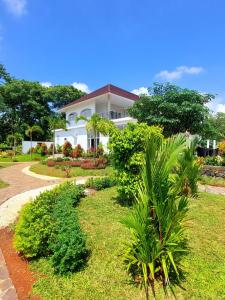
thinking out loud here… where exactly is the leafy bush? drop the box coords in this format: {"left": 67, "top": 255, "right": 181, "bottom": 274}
{"left": 123, "top": 134, "right": 188, "bottom": 299}
{"left": 40, "top": 143, "right": 48, "bottom": 156}
{"left": 56, "top": 144, "right": 62, "bottom": 153}
{"left": 71, "top": 144, "right": 83, "bottom": 158}
{"left": 204, "top": 155, "right": 223, "bottom": 166}
{"left": 14, "top": 183, "right": 87, "bottom": 274}
{"left": 85, "top": 177, "right": 116, "bottom": 190}
{"left": 62, "top": 140, "right": 72, "bottom": 157}
{"left": 108, "top": 123, "right": 163, "bottom": 205}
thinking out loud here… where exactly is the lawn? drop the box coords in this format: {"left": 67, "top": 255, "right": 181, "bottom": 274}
{"left": 199, "top": 175, "right": 225, "bottom": 187}
{"left": 30, "top": 188, "right": 225, "bottom": 300}
{"left": 30, "top": 163, "right": 114, "bottom": 178}
{"left": 0, "top": 153, "right": 44, "bottom": 162}
{"left": 0, "top": 162, "right": 13, "bottom": 168}
{"left": 0, "top": 179, "right": 8, "bottom": 189}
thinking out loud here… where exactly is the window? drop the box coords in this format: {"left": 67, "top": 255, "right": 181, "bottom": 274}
{"left": 87, "top": 132, "right": 100, "bottom": 149}
{"left": 68, "top": 112, "right": 77, "bottom": 126}
{"left": 80, "top": 108, "right": 92, "bottom": 118}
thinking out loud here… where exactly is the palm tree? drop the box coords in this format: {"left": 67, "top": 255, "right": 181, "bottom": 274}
{"left": 25, "top": 125, "right": 43, "bottom": 160}
{"left": 123, "top": 134, "right": 189, "bottom": 299}
{"left": 48, "top": 114, "right": 67, "bottom": 158}
{"left": 75, "top": 113, "right": 115, "bottom": 154}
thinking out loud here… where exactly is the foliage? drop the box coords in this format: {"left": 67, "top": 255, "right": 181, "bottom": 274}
{"left": 40, "top": 143, "right": 48, "bottom": 156}
{"left": 218, "top": 140, "right": 225, "bottom": 155}
{"left": 50, "top": 186, "right": 87, "bottom": 274}
{"left": 204, "top": 155, "right": 223, "bottom": 166}
{"left": 76, "top": 113, "right": 116, "bottom": 150}
{"left": 62, "top": 140, "right": 72, "bottom": 157}
{"left": 14, "top": 182, "right": 87, "bottom": 274}
{"left": 85, "top": 176, "right": 116, "bottom": 190}
{"left": 108, "top": 122, "right": 163, "bottom": 205}
{"left": 0, "top": 65, "right": 84, "bottom": 143}
{"left": 203, "top": 113, "right": 225, "bottom": 141}
{"left": 71, "top": 144, "right": 83, "bottom": 158}
{"left": 123, "top": 134, "right": 188, "bottom": 299}
{"left": 45, "top": 85, "right": 85, "bottom": 109}
{"left": 175, "top": 140, "right": 200, "bottom": 197}
{"left": 129, "top": 82, "right": 214, "bottom": 137}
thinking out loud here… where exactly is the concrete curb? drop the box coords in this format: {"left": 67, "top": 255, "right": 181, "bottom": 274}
{"left": 22, "top": 166, "right": 61, "bottom": 181}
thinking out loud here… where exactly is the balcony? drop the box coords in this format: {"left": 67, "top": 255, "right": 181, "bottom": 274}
{"left": 98, "top": 110, "right": 129, "bottom": 120}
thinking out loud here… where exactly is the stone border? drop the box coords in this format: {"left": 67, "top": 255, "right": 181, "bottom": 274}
{"left": 22, "top": 165, "right": 60, "bottom": 180}
{"left": 0, "top": 249, "right": 18, "bottom": 300}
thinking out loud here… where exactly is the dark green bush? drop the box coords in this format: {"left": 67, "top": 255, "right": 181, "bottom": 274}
{"left": 85, "top": 177, "right": 116, "bottom": 190}
{"left": 50, "top": 190, "right": 87, "bottom": 274}
{"left": 14, "top": 182, "right": 87, "bottom": 274}
{"left": 108, "top": 123, "right": 163, "bottom": 205}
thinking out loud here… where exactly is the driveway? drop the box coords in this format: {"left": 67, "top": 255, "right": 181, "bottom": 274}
{"left": 0, "top": 163, "right": 60, "bottom": 205}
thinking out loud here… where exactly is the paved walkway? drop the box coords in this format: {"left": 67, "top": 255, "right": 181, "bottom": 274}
{"left": 198, "top": 184, "right": 225, "bottom": 196}
{"left": 0, "top": 163, "right": 60, "bottom": 206}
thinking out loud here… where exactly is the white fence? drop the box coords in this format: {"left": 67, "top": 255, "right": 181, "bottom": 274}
{"left": 22, "top": 141, "right": 53, "bottom": 154}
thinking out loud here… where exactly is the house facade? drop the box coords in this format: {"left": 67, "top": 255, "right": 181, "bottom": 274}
{"left": 55, "top": 84, "right": 139, "bottom": 150}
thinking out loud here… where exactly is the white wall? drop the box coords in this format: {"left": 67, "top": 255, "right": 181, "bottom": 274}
{"left": 22, "top": 141, "right": 53, "bottom": 154}
{"left": 66, "top": 101, "right": 96, "bottom": 128}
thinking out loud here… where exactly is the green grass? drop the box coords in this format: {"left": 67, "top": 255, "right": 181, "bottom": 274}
{"left": 199, "top": 175, "right": 225, "bottom": 187}
{"left": 0, "top": 162, "right": 13, "bottom": 168}
{"left": 0, "top": 153, "right": 44, "bottom": 162}
{"left": 30, "top": 163, "right": 114, "bottom": 178}
{"left": 30, "top": 188, "right": 225, "bottom": 300}
{"left": 0, "top": 179, "right": 8, "bottom": 189}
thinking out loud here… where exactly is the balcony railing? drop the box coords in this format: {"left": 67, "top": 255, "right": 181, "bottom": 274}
{"left": 98, "top": 111, "right": 129, "bottom": 120}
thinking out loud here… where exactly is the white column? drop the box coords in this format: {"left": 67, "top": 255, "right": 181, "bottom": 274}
{"left": 107, "top": 94, "right": 111, "bottom": 119}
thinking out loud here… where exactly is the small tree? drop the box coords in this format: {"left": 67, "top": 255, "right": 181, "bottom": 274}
{"left": 123, "top": 134, "right": 188, "bottom": 299}
{"left": 25, "top": 125, "right": 43, "bottom": 160}
{"left": 48, "top": 114, "right": 67, "bottom": 158}
{"left": 75, "top": 113, "right": 115, "bottom": 155}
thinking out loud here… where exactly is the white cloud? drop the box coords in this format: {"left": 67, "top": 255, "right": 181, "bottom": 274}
{"left": 2, "top": 0, "right": 27, "bottom": 16}
{"left": 41, "top": 81, "right": 52, "bottom": 88}
{"left": 71, "top": 82, "right": 90, "bottom": 93}
{"left": 206, "top": 94, "right": 225, "bottom": 113}
{"left": 155, "top": 66, "right": 204, "bottom": 81}
{"left": 131, "top": 87, "right": 149, "bottom": 96}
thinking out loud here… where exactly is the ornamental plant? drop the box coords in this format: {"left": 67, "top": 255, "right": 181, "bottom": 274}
{"left": 71, "top": 144, "right": 83, "bottom": 158}
{"left": 62, "top": 140, "right": 72, "bottom": 157}
{"left": 123, "top": 134, "right": 188, "bottom": 299}
{"left": 108, "top": 122, "right": 163, "bottom": 205}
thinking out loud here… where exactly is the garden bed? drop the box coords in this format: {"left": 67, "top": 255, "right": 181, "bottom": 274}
{"left": 30, "top": 164, "right": 114, "bottom": 178}
{"left": 202, "top": 165, "right": 225, "bottom": 178}
{"left": 0, "top": 228, "right": 40, "bottom": 300}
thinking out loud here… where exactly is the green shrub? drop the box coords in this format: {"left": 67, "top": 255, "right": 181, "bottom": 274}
{"left": 85, "top": 177, "right": 116, "bottom": 190}
{"left": 14, "top": 188, "right": 59, "bottom": 257}
{"left": 14, "top": 182, "right": 86, "bottom": 272}
{"left": 50, "top": 188, "right": 87, "bottom": 274}
{"left": 108, "top": 123, "right": 163, "bottom": 205}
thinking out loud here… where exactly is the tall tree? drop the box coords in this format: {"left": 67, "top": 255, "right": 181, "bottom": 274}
{"left": 44, "top": 85, "right": 85, "bottom": 109}
{"left": 0, "top": 64, "right": 12, "bottom": 84}
{"left": 129, "top": 82, "right": 214, "bottom": 136}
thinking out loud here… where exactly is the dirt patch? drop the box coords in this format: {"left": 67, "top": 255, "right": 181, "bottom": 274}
{"left": 0, "top": 227, "right": 40, "bottom": 300}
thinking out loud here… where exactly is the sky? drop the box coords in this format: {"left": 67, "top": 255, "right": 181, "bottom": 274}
{"left": 0, "top": 0, "right": 225, "bottom": 112}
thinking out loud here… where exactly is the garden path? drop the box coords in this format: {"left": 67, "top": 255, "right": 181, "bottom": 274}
{"left": 198, "top": 184, "right": 225, "bottom": 196}
{"left": 0, "top": 163, "right": 61, "bottom": 206}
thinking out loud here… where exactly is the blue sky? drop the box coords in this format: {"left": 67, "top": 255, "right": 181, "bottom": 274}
{"left": 0, "top": 0, "right": 225, "bottom": 112}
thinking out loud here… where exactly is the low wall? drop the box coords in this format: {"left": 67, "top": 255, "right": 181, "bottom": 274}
{"left": 202, "top": 165, "right": 225, "bottom": 178}
{"left": 22, "top": 141, "right": 53, "bottom": 154}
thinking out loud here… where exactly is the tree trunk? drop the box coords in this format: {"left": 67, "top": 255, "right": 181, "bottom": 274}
{"left": 53, "top": 129, "right": 55, "bottom": 159}
{"left": 30, "top": 132, "right": 32, "bottom": 161}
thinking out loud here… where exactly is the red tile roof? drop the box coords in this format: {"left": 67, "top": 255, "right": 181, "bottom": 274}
{"left": 60, "top": 84, "right": 139, "bottom": 110}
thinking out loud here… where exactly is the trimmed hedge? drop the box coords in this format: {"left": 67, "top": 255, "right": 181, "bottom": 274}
{"left": 14, "top": 182, "right": 87, "bottom": 274}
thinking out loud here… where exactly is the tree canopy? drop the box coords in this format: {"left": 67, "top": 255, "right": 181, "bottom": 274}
{"left": 0, "top": 64, "right": 85, "bottom": 143}
{"left": 129, "top": 82, "right": 214, "bottom": 136}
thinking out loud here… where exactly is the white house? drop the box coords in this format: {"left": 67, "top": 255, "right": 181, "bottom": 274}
{"left": 55, "top": 84, "right": 139, "bottom": 150}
